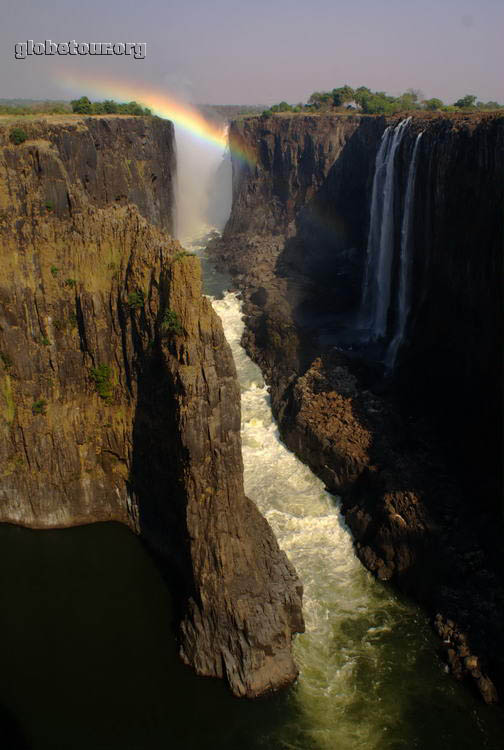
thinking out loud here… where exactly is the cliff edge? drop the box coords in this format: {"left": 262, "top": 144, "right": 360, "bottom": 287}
{"left": 0, "top": 115, "right": 304, "bottom": 697}
{"left": 209, "top": 112, "right": 503, "bottom": 703}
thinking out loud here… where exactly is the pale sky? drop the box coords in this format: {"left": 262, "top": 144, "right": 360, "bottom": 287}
{"left": 2, "top": 0, "right": 503, "bottom": 105}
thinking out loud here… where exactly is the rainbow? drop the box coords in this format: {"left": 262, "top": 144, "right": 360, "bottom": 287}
{"left": 56, "top": 73, "right": 256, "bottom": 166}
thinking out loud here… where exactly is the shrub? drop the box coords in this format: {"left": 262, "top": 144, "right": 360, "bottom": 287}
{"left": 423, "top": 98, "right": 444, "bottom": 111}
{"left": 32, "top": 399, "right": 47, "bottom": 415}
{"left": 90, "top": 364, "right": 113, "bottom": 401}
{"left": 45, "top": 200, "right": 54, "bottom": 212}
{"left": 9, "top": 128, "right": 27, "bottom": 145}
{"left": 127, "top": 290, "right": 145, "bottom": 309}
{"left": 173, "top": 250, "right": 195, "bottom": 261}
{"left": 70, "top": 96, "right": 92, "bottom": 114}
{"left": 454, "top": 94, "right": 477, "bottom": 109}
{"left": 70, "top": 96, "right": 152, "bottom": 116}
{"left": 161, "top": 309, "right": 183, "bottom": 336}
{"left": 50, "top": 265, "right": 59, "bottom": 276}
{"left": 64, "top": 278, "right": 77, "bottom": 288}
{"left": 40, "top": 336, "right": 50, "bottom": 346}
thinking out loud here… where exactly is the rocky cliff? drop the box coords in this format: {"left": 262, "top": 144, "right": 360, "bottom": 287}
{"left": 0, "top": 115, "right": 303, "bottom": 697}
{"left": 209, "top": 112, "right": 503, "bottom": 702}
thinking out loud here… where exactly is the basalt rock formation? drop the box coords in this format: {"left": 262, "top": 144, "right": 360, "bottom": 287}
{"left": 209, "top": 112, "right": 504, "bottom": 702}
{"left": 0, "top": 115, "right": 303, "bottom": 698}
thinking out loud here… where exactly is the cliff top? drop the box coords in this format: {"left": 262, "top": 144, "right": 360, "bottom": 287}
{"left": 238, "top": 110, "right": 503, "bottom": 125}
{"left": 0, "top": 113, "right": 156, "bottom": 127}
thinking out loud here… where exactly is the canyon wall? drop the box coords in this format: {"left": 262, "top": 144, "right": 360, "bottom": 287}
{"left": 209, "top": 112, "right": 503, "bottom": 702}
{"left": 0, "top": 115, "right": 303, "bottom": 697}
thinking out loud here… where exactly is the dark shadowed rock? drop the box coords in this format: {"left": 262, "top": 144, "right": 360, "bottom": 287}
{"left": 208, "top": 111, "right": 504, "bottom": 702}
{"left": 0, "top": 115, "right": 304, "bottom": 698}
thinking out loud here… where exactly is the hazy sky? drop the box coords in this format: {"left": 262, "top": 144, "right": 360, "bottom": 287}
{"left": 3, "top": 0, "right": 503, "bottom": 105}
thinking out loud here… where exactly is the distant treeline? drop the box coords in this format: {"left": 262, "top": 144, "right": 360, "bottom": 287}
{"left": 262, "top": 87, "right": 504, "bottom": 116}
{"left": 70, "top": 97, "right": 152, "bottom": 116}
{"left": 0, "top": 100, "right": 71, "bottom": 115}
{"left": 0, "top": 97, "right": 152, "bottom": 117}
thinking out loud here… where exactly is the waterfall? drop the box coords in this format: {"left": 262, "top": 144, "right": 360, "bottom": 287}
{"left": 360, "top": 126, "right": 393, "bottom": 328}
{"left": 385, "top": 132, "right": 423, "bottom": 369}
{"left": 360, "top": 118, "right": 411, "bottom": 341}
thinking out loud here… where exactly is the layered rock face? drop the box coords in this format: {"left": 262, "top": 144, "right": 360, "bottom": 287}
{"left": 209, "top": 112, "right": 503, "bottom": 701}
{"left": 0, "top": 116, "right": 303, "bottom": 697}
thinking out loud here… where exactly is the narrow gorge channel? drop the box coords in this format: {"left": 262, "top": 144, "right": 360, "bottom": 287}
{"left": 0, "top": 117, "right": 502, "bottom": 750}
{"left": 190, "top": 227, "right": 504, "bottom": 749}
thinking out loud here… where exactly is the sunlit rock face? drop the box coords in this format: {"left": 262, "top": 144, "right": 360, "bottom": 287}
{"left": 0, "top": 115, "right": 304, "bottom": 698}
{"left": 209, "top": 111, "right": 504, "bottom": 702}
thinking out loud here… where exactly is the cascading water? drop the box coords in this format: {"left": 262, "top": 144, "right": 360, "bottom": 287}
{"left": 360, "top": 118, "right": 411, "bottom": 343}
{"left": 360, "top": 125, "right": 393, "bottom": 330}
{"left": 385, "top": 132, "right": 424, "bottom": 369}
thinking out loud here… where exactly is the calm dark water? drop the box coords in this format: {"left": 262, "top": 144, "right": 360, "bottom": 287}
{"left": 0, "top": 522, "right": 295, "bottom": 750}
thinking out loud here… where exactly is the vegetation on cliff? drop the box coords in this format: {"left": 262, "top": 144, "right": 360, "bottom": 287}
{"left": 0, "top": 97, "right": 152, "bottom": 116}
{"left": 262, "top": 85, "right": 504, "bottom": 116}
{"left": 0, "top": 114, "right": 304, "bottom": 698}
{"left": 70, "top": 96, "right": 152, "bottom": 116}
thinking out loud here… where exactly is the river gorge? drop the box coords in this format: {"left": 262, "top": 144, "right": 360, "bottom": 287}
{"left": 0, "top": 112, "right": 502, "bottom": 748}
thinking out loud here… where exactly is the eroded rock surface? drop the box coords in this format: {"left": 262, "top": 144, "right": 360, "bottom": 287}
{"left": 209, "top": 112, "right": 503, "bottom": 703}
{"left": 0, "top": 115, "right": 304, "bottom": 698}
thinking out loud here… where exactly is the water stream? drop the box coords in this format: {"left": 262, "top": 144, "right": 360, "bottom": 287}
{"left": 190, "top": 228, "right": 504, "bottom": 749}
{"left": 0, "top": 217, "right": 502, "bottom": 749}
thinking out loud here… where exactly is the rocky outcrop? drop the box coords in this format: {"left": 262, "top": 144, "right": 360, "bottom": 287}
{"left": 209, "top": 112, "right": 504, "bottom": 702}
{"left": 0, "top": 115, "right": 303, "bottom": 697}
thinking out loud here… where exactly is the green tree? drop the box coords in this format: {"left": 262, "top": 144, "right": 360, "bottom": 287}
{"left": 70, "top": 96, "right": 92, "bottom": 114}
{"left": 353, "top": 86, "right": 372, "bottom": 107}
{"left": 332, "top": 85, "right": 355, "bottom": 106}
{"left": 277, "top": 101, "right": 292, "bottom": 112}
{"left": 9, "top": 127, "right": 27, "bottom": 145}
{"left": 454, "top": 94, "right": 477, "bottom": 108}
{"left": 396, "top": 91, "right": 421, "bottom": 110}
{"left": 423, "top": 98, "right": 444, "bottom": 110}
{"left": 103, "top": 100, "right": 119, "bottom": 114}
{"left": 308, "top": 91, "right": 332, "bottom": 109}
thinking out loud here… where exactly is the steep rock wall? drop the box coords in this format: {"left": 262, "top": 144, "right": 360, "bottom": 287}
{"left": 0, "top": 116, "right": 303, "bottom": 697}
{"left": 209, "top": 112, "right": 503, "bottom": 702}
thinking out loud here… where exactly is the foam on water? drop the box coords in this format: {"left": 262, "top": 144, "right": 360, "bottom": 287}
{"left": 211, "top": 289, "right": 407, "bottom": 748}
{"left": 183, "top": 229, "right": 503, "bottom": 750}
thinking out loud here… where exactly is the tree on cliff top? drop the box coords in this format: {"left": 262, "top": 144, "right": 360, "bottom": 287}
{"left": 262, "top": 86, "right": 503, "bottom": 118}
{"left": 70, "top": 97, "right": 151, "bottom": 116}
{"left": 70, "top": 96, "right": 92, "bottom": 114}
{"left": 332, "top": 86, "right": 355, "bottom": 106}
{"left": 454, "top": 94, "right": 477, "bottom": 108}
{"left": 423, "top": 98, "right": 444, "bottom": 110}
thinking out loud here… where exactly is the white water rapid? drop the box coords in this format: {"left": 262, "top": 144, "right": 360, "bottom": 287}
{"left": 180, "top": 229, "right": 488, "bottom": 750}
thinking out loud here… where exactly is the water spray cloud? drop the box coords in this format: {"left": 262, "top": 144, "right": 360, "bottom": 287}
{"left": 56, "top": 73, "right": 257, "bottom": 167}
